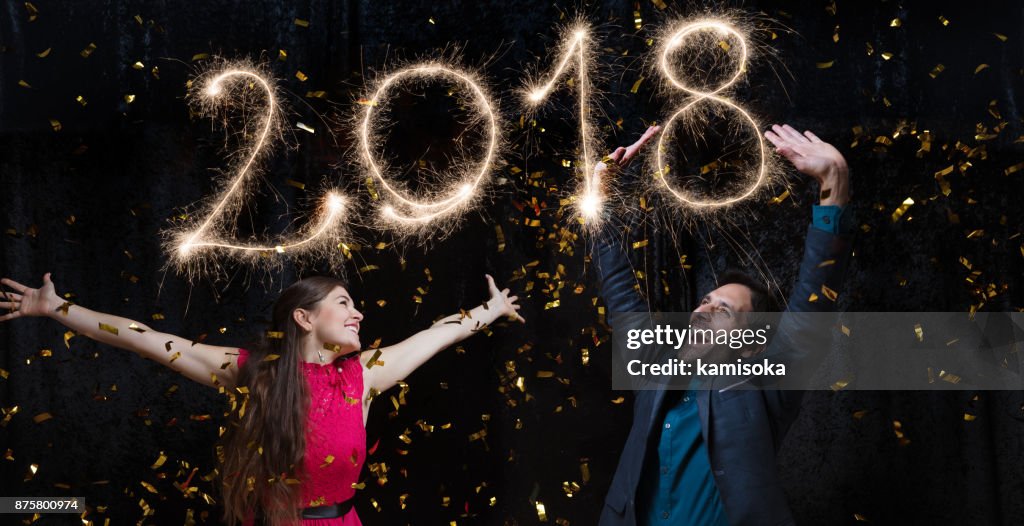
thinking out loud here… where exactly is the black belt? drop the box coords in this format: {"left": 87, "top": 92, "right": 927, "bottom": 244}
{"left": 256, "top": 498, "right": 354, "bottom": 523}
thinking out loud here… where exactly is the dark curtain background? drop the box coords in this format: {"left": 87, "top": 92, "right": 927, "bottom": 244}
{"left": 2, "top": 0, "right": 1023, "bottom": 524}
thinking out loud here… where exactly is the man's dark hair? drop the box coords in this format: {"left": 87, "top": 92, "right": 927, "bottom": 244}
{"left": 717, "top": 269, "right": 781, "bottom": 313}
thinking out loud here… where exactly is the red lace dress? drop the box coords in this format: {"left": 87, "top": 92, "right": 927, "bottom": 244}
{"left": 237, "top": 348, "right": 366, "bottom": 526}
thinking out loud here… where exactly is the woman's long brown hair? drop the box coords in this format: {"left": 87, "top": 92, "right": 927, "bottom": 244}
{"left": 218, "top": 276, "right": 348, "bottom": 526}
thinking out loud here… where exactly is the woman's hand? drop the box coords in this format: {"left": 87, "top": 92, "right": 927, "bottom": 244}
{"left": 0, "top": 273, "right": 63, "bottom": 322}
{"left": 764, "top": 124, "right": 850, "bottom": 207}
{"left": 485, "top": 274, "right": 524, "bottom": 323}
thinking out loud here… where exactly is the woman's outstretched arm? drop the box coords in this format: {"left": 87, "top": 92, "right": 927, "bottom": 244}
{"left": 1, "top": 273, "right": 241, "bottom": 389}
{"left": 361, "top": 274, "right": 523, "bottom": 396}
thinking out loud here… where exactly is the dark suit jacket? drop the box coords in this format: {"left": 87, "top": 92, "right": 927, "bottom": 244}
{"left": 594, "top": 225, "right": 853, "bottom": 526}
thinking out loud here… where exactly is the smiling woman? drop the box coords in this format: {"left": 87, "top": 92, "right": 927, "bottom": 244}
{"left": 0, "top": 273, "right": 524, "bottom": 526}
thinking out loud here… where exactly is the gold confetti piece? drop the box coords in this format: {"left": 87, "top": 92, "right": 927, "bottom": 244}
{"left": 266, "top": 331, "right": 284, "bottom": 339}
{"left": 294, "top": 18, "right": 309, "bottom": 27}
{"left": 262, "top": 354, "right": 281, "bottom": 362}
{"left": 305, "top": 90, "right": 326, "bottom": 98}
{"left": 651, "top": 0, "right": 667, "bottom": 9}
{"left": 33, "top": 412, "right": 53, "bottom": 423}
{"left": 296, "top": 122, "right": 315, "bottom": 134}
{"left": 817, "top": 259, "right": 836, "bottom": 268}
{"left": 881, "top": 52, "right": 894, "bottom": 61}
{"left": 24, "top": 2, "right": 38, "bottom": 20}
{"left": 611, "top": 396, "right": 625, "bottom": 404}
{"left": 938, "top": 16, "right": 950, "bottom": 26}
{"left": 18, "top": 80, "right": 31, "bottom": 88}
{"left": 495, "top": 225, "right": 506, "bottom": 252}
{"left": 80, "top": 43, "right": 97, "bottom": 58}
{"left": 808, "top": 291, "right": 820, "bottom": 303}
{"left": 320, "top": 455, "right": 335, "bottom": 468}
{"left": 536, "top": 501, "right": 548, "bottom": 521}
{"left": 821, "top": 285, "right": 838, "bottom": 301}
{"left": 854, "top": 513, "right": 868, "bottom": 521}
{"left": 49, "top": 119, "right": 62, "bottom": 132}
{"left": 295, "top": 70, "right": 308, "bottom": 82}
{"left": 285, "top": 178, "right": 305, "bottom": 190}
{"left": 150, "top": 452, "right": 167, "bottom": 469}
{"left": 544, "top": 299, "right": 560, "bottom": 310}
{"left": 964, "top": 413, "right": 976, "bottom": 421}
{"left": 994, "top": 33, "right": 1007, "bottom": 42}
{"left": 35, "top": 47, "right": 50, "bottom": 58}
{"left": 190, "top": 53, "right": 209, "bottom": 62}
{"left": 928, "top": 64, "right": 945, "bottom": 79}
{"left": 140, "top": 481, "right": 158, "bottom": 493}
{"left": 816, "top": 60, "right": 835, "bottom": 69}
{"left": 164, "top": 341, "right": 173, "bottom": 352}
{"left": 75, "top": 95, "right": 88, "bottom": 107}
{"left": 890, "top": 18, "right": 901, "bottom": 27}
{"left": 169, "top": 351, "right": 182, "bottom": 363}
{"left": 151, "top": 313, "right": 165, "bottom": 320}
{"left": 128, "top": 323, "right": 145, "bottom": 333}
{"left": 891, "top": 197, "right": 914, "bottom": 222}
{"left": 1004, "top": 162, "right": 1024, "bottom": 175}
{"left": 830, "top": 379, "right": 849, "bottom": 391}
{"left": 364, "top": 349, "right": 383, "bottom": 369}
{"left": 630, "top": 76, "right": 645, "bottom": 94}
{"left": 99, "top": 323, "right": 119, "bottom": 335}
{"left": 966, "top": 229, "right": 984, "bottom": 239}
{"left": 428, "top": 16, "right": 435, "bottom": 24}
{"left": 768, "top": 190, "right": 790, "bottom": 204}
{"left": 132, "top": 61, "right": 144, "bottom": 70}
{"left": 632, "top": 239, "right": 648, "bottom": 249}
{"left": 0, "top": 369, "right": 8, "bottom": 379}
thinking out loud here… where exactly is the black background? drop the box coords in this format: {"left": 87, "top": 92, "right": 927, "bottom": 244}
{"left": 2, "top": 0, "right": 1023, "bottom": 524}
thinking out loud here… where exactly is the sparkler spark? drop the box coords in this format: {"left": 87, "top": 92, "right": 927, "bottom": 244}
{"left": 523, "top": 23, "right": 603, "bottom": 226}
{"left": 358, "top": 62, "right": 500, "bottom": 236}
{"left": 165, "top": 63, "right": 350, "bottom": 278}
{"left": 653, "top": 19, "right": 769, "bottom": 210}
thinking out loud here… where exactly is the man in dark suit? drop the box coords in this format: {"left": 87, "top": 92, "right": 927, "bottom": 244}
{"left": 594, "top": 124, "right": 855, "bottom": 526}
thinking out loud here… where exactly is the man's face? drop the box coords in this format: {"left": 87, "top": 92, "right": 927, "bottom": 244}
{"left": 679, "top": 283, "right": 754, "bottom": 361}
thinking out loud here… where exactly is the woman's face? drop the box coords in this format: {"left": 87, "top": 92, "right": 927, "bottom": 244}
{"left": 307, "top": 286, "right": 363, "bottom": 355}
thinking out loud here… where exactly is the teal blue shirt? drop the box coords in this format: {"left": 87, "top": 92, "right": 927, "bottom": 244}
{"left": 636, "top": 389, "right": 729, "bottom": 526}
{"left": 812, "top": 205, "right": 854, "bottom": 234}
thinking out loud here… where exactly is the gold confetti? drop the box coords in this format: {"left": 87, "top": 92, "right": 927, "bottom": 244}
{"left": 305, "top": 90, "right": 327, "bottom": 98}
{"left": 630, "top": 76, "right": 645, "bottom": 93}
{"left": 928, "top": 64, "right": 946, "bottom": 79}
{"left": 75, "top": 95, "right": 88, "bottom": 107}
{"left": 24, "top": 2, "right": 38, "bottom": 21}
{"left": 881, "top": 52, "right": 894, "bottom": 61}
{"left": 296, "top": 122, "right": 315, "bottom": 134}
{"left": 963, "top": 413, "right": 977, "bottom": 422}
{"left": 33, "top": 412, "right": 53, "bottom": 423}
{"left": 17, "top": 80, "right": 31, "bottom": 88}
{"left": 191, "top": 53, "right": 209, "bottom": 62}
{"left": 536, "top": 501, "right": 548, "bottom": 521}
{"left": 1004, "top": 161, "right": 1024, "bottom": 175}
{"left": 632, "top": 239, "right": 649, "bottom": 249}
{"left": 295, "top": 70, "right": 308, "bottom": 82}
{"left": 80, "top": 43, "right": 97, "bottom": 58}
{"left": 808, "top": 292, "right": 819, "bottom": 302}
{"left": 35, "top": 47, "right": 50, "bottom": 58}
{"left": 891, "top": 197, "right": 914, "bottom": 222}
{"left": 128, "top": 323, "right": 145, "bottom": 333}
{"left": 266, "top": 331, "right": 284, "bottom": 339}
{"left": 150, "top": 452, "right": 167, "bottom": 469}
{"left": 816, "top": 60, "right": 835, "bottom": 69}
{"left": 63, "top": 330, "right": 74, "bottom": 347}
{"left": 169, "top": 351, "right": 182, "bottom": 363}
{"left": 99, "top": 323, "right": 119, "bottom": 335}
{"left": 49, "top": 119, "right": 62, "bottom": 132}
{"left": 294, "top": 18, "right": 309, "bottom": 27}
{"left": 938, "top": 16, "right": 950, "bottom": 26}
{"left": 994, "top": 33, "right": 1007, "bottom": 42}
{"left": 890, "top": 18, "right": 902, "bottom": 27}
{"left": 821, "top": 285, "right": 838, "bottom": 302}
{"left": 364, "top": 349, "right": 383, "bottom": 369}
{"left": 262, "top": 354, "right": 281, "bottom": 362}
{"left": 124, "top": 94, "right": 136, "bottom": 104}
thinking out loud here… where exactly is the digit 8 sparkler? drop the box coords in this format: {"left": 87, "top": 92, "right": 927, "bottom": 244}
{"left": 654, "top": 19, "right": 768, "bottom": 210}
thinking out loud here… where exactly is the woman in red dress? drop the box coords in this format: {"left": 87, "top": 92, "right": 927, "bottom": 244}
{"left": 0, "top": 273, "right": 523, "bottom": 525}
